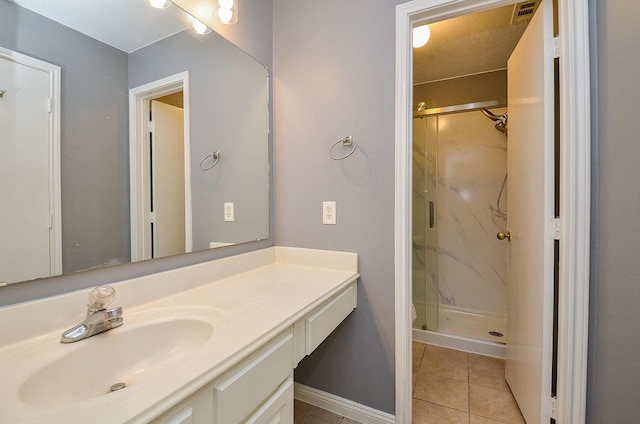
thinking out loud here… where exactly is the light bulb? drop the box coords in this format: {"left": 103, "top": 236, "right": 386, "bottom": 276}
{"left": 148, "top": 0, "right": 171, "bottom": 9}
{"left": 190, "top": 18, "right": 211, "bottom": 34}
{"left": 218, "top": 7, "right": 233, "bottom": 24}
{"left": 413, "top": 25, "right": 431, "bottom": 48}
{"left": 214, "top": 0, "right": 238, "bottom": 25}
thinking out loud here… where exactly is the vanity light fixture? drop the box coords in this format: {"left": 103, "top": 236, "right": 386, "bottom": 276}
{"left": 148, "top": 0, "right": 172, "bottom": 9}
{"left": 189, "top": 16, "right": 212, "bottom": 34}
{"left": 214, "top": 0, "right": 238, "bottom": 25}
{"left": 413, "top": 24, "right": 431, "bottom": 48}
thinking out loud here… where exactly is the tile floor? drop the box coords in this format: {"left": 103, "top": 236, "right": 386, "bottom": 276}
{"left": 294, "top": 342, "right": 525, "bottom": 424}
{"left": 412, "top": 341, "right": 525, "bottom": 423}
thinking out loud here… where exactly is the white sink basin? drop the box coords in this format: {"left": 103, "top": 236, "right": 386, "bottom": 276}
{"left": 18, "top": 310, "right": 216, "bottom": 407}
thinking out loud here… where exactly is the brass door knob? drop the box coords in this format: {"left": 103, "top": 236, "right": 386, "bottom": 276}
{"left": 497, "top": 231, "right": 512, "bottom": 241}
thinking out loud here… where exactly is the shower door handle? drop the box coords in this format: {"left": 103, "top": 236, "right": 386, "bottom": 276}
{"left": 429, "top": 201, "right": 435, "bottom": 228}
{"left": 497, "top": 230, "right": 512, "bottom": 241}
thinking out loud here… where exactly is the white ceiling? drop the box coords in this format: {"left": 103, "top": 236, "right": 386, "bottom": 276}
{"left": 12, "top": 0, "right": 190, "bottom": 53}
{"left": 413, "top": 4, "right": 531, "bottom": 84}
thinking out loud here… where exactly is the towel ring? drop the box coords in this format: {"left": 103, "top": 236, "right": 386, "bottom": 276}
{"left": 329, "top": 136, "right": 356, "bottom": 160}
{"left": 199, "top": 151, "right": 221, "bottom": 171}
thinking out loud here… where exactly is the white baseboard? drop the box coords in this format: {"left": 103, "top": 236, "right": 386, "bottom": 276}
{"left": 412, "top": 328, "right": 506, "bottom": 358}
{"left": 294, "top": 383, "right": 395, "bottom": 424}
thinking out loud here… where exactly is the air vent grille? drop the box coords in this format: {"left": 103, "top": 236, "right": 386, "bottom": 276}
{"left": 511, "top": 0, "right": 541, "bottom": 25}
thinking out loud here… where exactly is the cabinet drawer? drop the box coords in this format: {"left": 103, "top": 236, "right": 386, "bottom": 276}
{"left": 244, "top": 377, "right": 293, "bottom": 424}
{"left": 150, "top": 383, "right": 212, "bottom": 424}
{"left": 213, "top": 332, "right": 293, "bottom": 424}
{"left": 305, "top": 282, "right": 356, "bottom": 354}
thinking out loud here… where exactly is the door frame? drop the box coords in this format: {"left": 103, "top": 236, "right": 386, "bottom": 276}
{"left": 394, "top": 0, "right": 591, "bottom": 422}
{"left": 0, "top": 47, "right": 62, "bottom": 279}
{"left": 129, "top": 71, "right": 192, "bottom": 261}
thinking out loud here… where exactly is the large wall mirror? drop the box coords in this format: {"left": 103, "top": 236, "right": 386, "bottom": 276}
{"left": 0, "top": 0, "right": 269, "bottom": 286}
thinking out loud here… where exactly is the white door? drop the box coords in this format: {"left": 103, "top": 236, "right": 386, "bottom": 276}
{"left": 151, "top": 100, "right": 185, "bottom": 258}
{"left": 0, "top": 56, "right": 52, "bottom": 283}
{"left": 505, "top": 1, "right": 556, "bottom": 422}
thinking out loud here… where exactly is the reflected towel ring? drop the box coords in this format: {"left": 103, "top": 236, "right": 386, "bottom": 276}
{"left": 200, "top": 151, "right": 221, "bottom": 171}
{"left": 329, "top": 136, "right": 356, "bottom": 160}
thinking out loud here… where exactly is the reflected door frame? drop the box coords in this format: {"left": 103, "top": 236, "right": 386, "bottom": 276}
{"left": 395, "top": 0, "right": 591, "bottom": 423}
{"left": 129, "top": 72, "right": 192, "bottom": 262}
{"left": 0, "top": 47, "right": 61, "bottom": 281}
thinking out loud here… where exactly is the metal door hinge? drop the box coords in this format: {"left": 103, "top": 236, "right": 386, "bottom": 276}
{"left": 547, "top": 397, "right": 558, "bottom": 419}
{"left": 548, "top": 218, "right": 561, "bottom": 240}
{"left": 549, "top": 36, "right": 560, "bottom": 58}
{"left": 148, "top": 211, "right": 156, "bottom": 224}
{"left": 147, "top": 121, "right": 154, "bottom": 132}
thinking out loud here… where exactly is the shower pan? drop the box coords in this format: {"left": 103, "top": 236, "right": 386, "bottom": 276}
{"left": 412, "top": 101, "right": 509, "bottom": 346}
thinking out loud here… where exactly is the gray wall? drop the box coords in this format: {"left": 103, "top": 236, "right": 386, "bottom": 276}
{"left": 0, "top": 0, "right": 131, "bottom": 274}
{"left": 273, "top": 0, "right": 401, "bottom": 414}
{"left": 129, "top": 30, "right": 269, "bottom": 249}
{"left": 587, "top": 0, "right": 640, "bottom": 421}
{"left": 0, "top": 0, "right": 273, "bottom": 306}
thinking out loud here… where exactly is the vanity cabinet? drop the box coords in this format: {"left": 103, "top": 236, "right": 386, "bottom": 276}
{"left": 151, "top": 280, "right": 356, "bottom": 424}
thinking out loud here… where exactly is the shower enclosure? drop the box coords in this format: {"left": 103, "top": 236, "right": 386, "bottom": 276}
{"left": 412, "top": 102, "right": 509, "bottom": 343}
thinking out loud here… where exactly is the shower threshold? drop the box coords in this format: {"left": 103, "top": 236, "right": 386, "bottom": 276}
{"left": 437, "top": 306, "right": 507, "bottom": 343}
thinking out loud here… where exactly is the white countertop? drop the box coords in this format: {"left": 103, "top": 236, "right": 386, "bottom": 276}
{"left": 0, "top": 247, "right": 358, "bottom": 423}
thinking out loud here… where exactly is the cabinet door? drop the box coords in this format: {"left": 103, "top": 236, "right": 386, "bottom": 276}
{"left": 244, "top": 378, "right": 293, "bottom": 424}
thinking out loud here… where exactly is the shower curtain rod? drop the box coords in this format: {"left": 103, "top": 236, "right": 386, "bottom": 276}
{"left": 413, "top": 99, "right": 506, "bottom": 118}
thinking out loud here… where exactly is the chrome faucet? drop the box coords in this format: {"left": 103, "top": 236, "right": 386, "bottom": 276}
{"left": 60, "top": 285, "right": 123, "bottom": 343}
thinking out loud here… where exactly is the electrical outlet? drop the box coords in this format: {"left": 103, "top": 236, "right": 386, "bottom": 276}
{"left": 323, "top": 201, "right": 336, "bottom": 225}
{"left": 224, "top": 202, "right": 235, "bottom": 222}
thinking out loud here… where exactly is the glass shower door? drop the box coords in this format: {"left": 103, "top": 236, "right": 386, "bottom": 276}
{"left": 412, "top": 116, "right": 438, "bottom": 331}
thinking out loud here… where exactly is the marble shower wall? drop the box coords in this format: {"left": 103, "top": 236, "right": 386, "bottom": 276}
{"left": 436, "top": 108, "right": 508, "bottom": 315}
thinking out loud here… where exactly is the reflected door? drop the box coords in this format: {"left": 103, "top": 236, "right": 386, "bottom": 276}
{"left": 151, "top": 100, "right": 185, "bottom": 258}
{"left": 0, "top": 56, "right": 52, "bottom": 283}
{"left": 505, "top": 1, "right": 555, "bottom": 422}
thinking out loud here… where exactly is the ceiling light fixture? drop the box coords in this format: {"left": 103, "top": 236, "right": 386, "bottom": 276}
{"left": 413, "top": 24, "right": 431, "bottom": 48}
{"left": 214, "top": 0, "right": 238, "bottom": 25}
{"left": 148, "top": 0, "right": 172, "bottom": 9}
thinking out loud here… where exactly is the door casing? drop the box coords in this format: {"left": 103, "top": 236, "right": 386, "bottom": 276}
{"left": 129, "top": 72, "right": 192, "bottom": 262}
{"left": 394, "top": 0, "right": 591, "bottom": 422}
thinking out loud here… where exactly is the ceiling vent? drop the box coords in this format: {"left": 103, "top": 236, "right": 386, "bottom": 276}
{"left": 510, "top": 1, "right": 541, "bottom": 25}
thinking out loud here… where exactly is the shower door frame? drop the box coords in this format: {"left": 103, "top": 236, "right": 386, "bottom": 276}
{"left": 395, "top": 0, "right": 591, "bottom": 423}
{"left": 412, "top": 99, "right": 508, "bottom": 340}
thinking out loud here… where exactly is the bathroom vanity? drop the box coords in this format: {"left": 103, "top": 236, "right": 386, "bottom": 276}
{"left": 0, "top": 247, "right": 358, "bottom": 423}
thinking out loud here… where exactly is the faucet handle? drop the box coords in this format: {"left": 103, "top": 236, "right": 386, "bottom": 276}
{"left": 88, "top": 285, "right": 116, "bottom": 311}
